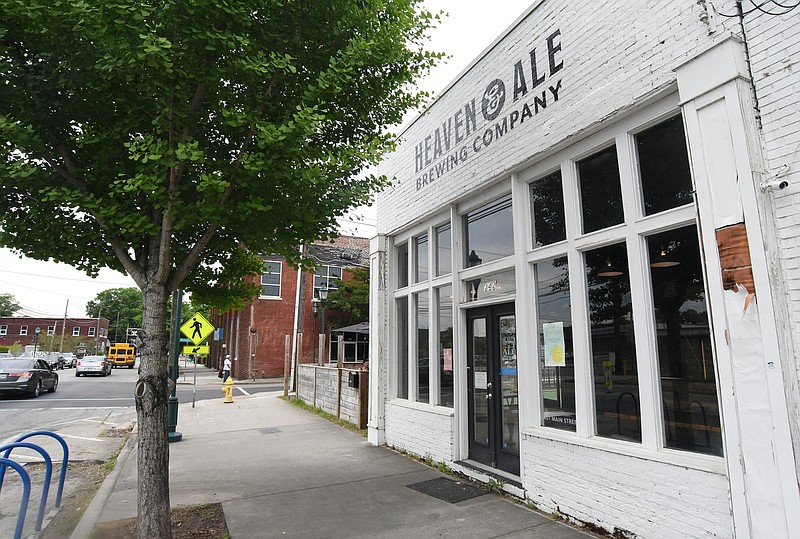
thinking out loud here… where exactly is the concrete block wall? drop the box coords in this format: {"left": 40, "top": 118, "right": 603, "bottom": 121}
{"left": 376, "top": 0, "right": 739, "bottom": 234}
{"left": 385, "top": 402, "right": 454, "bottom": 464}
{"left": 521, "top": 434, "right": 732, "bottom": 537}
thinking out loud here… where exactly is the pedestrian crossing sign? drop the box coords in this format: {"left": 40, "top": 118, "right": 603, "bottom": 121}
{"left": 180, "top": 313, "right": 215, "bottom": 345}
{"left": 183, "top": 345, "right": 210, "bottom": 355}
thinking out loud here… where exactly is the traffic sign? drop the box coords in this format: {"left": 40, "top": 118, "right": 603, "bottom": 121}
{"left": 183, "top": 345, "right": 210, "bottom": 355}
{"left": 180, "top": 313, "right": 215, "bottom": 345}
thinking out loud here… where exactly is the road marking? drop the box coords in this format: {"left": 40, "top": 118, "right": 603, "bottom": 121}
{"left": 59, "top": 434, "right": 105, "bottom": 442}
{"left": 237, "top": 387, "right": 250, "bottom": 396}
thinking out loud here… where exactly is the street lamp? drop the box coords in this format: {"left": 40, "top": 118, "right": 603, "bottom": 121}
{"left": 318, "top": 284, "right": 329, "bottom": 363}
{"left": 33, "top": 326, "right": 41, "bottom": 356}
{"left": 312, "top": 300, "right": 319, "bottom": 361}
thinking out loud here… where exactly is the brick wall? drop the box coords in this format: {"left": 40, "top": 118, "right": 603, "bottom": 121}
{"left": 376, "top": 0, "right": 739, "bottom": 233}
{"left": 521, "top": 434, "right": 732, "bottom": 537}
{"left": 744, "top": 5, "right": 800, "bottom": 458}
{"left": 385, "top": 401, "right": 454, "bottom": 465}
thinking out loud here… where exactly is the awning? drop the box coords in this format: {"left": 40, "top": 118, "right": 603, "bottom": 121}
{"left": 332, "top": 322, "right": 369, "bottom": 334}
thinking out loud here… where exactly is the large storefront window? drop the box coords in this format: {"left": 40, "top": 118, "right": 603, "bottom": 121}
{"left": 648, "top": 226, "right": 722, "bottom": 456}
{"left": 397, "top": 297, "right": 408, "bottom": 399}
{"left": 415, "top": 234, "right": 429, "bottom": 283}
{"left": 578, "top": 146, "right": 624, "bottom": 233}
{"left": 397, "top": 242, "right": 409, "bottom": 288}
{"left": 465, "top": 193, "right": 514, "bottom": 266}
{"left": 416, "top": 291, "right": 429, "bottom": 403}
{"left": 637, "top": 115, "right": 694, "bottom": 215}
{"left": 531, "top": 171, "right": 566, "bottom": 248}
{"left": 436, "top": 223, "right": 452, "bottom": 276}
{"left": 536, "top": 256, "right": 575, "bottom": 431}
{"left": 586, "top": 242, "right": 640, "bottom": 443}
{"left": 438, "top": 285, "right": 454, "bottom": 407}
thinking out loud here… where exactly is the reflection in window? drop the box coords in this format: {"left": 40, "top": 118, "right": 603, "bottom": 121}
{"left": 397, "top": 243, "right": 409, "bottom": 288}
{"left": 416, "top": 292, "right": 429, "bottom": 403}
{"left": 578, "top": 146, "right": 624, "bottom": 234}
{"left": 531, "top": 171, "right": 566, "bottom": 247}
{"left": 416, "top": 234, "right": 429, "bottom": 283}
{"left": 536, "top": 257, "right": 575, "bottom": 432}
{"left": 397, "top": 297, "right": 408, "bottom": 399}
{"left": 648, "top": 226, "right": 722, "bottom": 456}
{"left": 637, "top": 115, "right": 693, "bottom": 216}
{"left": 471, "top": 318, "right": 489, "bottom": 445}
{"left": 436, "top": 224, "right": 452, "bottom": 276}
{"left": 438, "top": 285, "right": 454, "bottom": 407}
{"left": 465, "top": 194, "right": 514, "bottom": 266}
{"left": 586, "top": 243, "right": 640, "bottom": 442}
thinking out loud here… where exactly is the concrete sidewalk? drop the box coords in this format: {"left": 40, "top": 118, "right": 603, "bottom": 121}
{"left": 82, "top": 369, "right": 594, "bottom": 538}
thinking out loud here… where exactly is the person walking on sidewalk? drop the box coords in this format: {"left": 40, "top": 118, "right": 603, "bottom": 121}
{"left": 223, "top": 355, "right": 232, "bottom": 383}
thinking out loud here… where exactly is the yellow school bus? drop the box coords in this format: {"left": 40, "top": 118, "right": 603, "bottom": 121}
{"left": 108, "top": 343, "right": 137, "bottom": 369}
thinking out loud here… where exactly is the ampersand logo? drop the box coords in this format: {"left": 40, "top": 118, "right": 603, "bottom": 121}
{"left": 482, "top": 79, "right": 506, "bottom": 121}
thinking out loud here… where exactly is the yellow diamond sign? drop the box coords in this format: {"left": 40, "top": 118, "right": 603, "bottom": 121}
{"left": 183, "top": 345, "right": 210, "bottom": 356}
{"left": 181, "top": 313, "right": 215, "bottom": 345}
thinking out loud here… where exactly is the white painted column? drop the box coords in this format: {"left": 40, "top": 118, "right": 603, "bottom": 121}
{"left": 676, "top": 35, "right": 800, "bottom": 539}
{"left": 368, "top": 234, "right": 388, "bottom": 446}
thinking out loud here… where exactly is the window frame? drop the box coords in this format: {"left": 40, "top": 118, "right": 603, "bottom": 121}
{"left": 72, "top": 326, "right": 81, "bottom": 336}
{"left": 20, "top": 325, "right": 28, "bottom": 336}
{"left": 518, "top": 97, "right": 722, "bottom": 467}
{"left": 260, "top": 260, "right": 283, "bottom": 299}
{"left": 0, "top": 325, "right": 6, "bottom": 336}
{"left": 88, "top": 326, "right": 96, "bottom": 337}
{"left": 313, "top": 264, "right": 343, "bottom": 297}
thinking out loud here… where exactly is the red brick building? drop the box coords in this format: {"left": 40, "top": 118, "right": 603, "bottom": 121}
{"left": 209, "top": 236, "right": 369, "bottom": 378}
{"left": 0, "top": 316, "right": 110, "bottom": 354}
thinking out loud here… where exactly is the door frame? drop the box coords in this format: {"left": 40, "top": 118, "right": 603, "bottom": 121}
{"left": 466, "top": 301, "right": 519, "bottom": 476}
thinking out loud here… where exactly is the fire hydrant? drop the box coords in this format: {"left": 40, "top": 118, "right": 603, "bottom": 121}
{"left": 222, "top": 376, "right": 234, "bottom": 403}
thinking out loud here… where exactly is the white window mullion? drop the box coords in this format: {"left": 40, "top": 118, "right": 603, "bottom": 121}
{"left": 564, "top": 158, "right": 594, "bottom": 438}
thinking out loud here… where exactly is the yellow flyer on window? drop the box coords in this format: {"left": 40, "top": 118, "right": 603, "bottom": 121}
{"left": 543, "top": 322, "right": 565, "bottom": 367}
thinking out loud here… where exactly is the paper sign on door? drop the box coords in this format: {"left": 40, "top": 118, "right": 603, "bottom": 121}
{"left": 543, "top": 322, "right": 566, "bottom": 367}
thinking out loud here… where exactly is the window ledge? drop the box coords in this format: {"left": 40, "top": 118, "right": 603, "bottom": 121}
{"left": 258, "top": 296, "right": 283, "bottom": 301}
{"left": 388, "top": 398, "right": 455, "bottom": 417}
{"left": 521, "top": 427, "right": 726, "bottom": 475}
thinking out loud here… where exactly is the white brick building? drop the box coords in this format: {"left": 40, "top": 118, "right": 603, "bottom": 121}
{"left": 369, "top": 1, "right": 800, "bottom": 537}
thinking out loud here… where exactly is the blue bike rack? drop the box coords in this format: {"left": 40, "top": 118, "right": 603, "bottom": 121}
{"left": 0, "top": 442, "right": 52, "bottom": 532}
{"left": 0, "top": 430, "right": 70, "bottom": 536}
{"left": 0, "top": 457, "right": 31, "bottom": 539}
{"left": 10, "top": 430, "right": 69, "bottom": 507}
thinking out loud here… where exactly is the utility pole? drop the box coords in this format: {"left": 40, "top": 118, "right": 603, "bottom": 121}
{"left": 59, "top": 300, "right": 68, "bottom": 353}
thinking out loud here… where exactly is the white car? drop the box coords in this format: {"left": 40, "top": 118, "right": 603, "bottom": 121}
{"left": 75, "top": 355, "right": 112, "bottom": 377}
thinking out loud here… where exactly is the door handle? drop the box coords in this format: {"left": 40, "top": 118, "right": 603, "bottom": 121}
{"left": 486, "top": 393, "right": 492, "bottom": 400}
{"left": 487, "top": 382, "right": 492, "bottom": 389}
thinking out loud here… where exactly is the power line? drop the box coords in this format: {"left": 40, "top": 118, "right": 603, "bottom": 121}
{"left": 0, "top": 268, "right": 134, "bottom": 286}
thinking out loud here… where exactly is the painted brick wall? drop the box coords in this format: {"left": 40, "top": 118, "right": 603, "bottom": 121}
{"left": 521, "top": 434, "right": 732, "bottom": 537}
{"left": 385, "top": 401, "right": 454, "bottom": 464}
{"left": 376, "top": 0, "right": 739, "bottom": 234}
{"left": 744, "top": 7, "right": 800, "bottom": 443}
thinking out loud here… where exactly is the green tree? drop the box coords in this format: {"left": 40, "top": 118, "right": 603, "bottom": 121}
{"left": 326, "top": 266, "right": 370, "bottom": 328}
{"left": 0, "top": 2, "right": 439, "bottom": 536}
{"left": 87, "top": 287, "right": 143, "bottom": 343}
{"left": 0, "top": 293, "right": 20, "bottom": 316}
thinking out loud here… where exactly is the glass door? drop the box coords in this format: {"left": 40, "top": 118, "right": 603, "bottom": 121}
{"left": 466, "top": 303, "right": 519, "bottom": 475}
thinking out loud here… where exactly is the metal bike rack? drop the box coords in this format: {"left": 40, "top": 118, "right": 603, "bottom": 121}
{"left": 0, "top": 430, "right": 70, "bottom": 536}
{"left": 0, "top": 457, "right": 31, "bottom": 539}
{"left": 0, "top": 442, "right": 52, "bottom": 532}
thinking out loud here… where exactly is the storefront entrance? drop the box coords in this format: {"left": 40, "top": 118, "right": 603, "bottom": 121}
{"left": 466, "top": 303, "right": 519, "bottom": 476}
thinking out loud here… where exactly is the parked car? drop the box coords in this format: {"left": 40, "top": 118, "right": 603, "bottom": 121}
{"left": 0, "top": 357, "right": 59, "bottom": 397}
{"left": 0, "top": 352, "right": 14, "bottom": 359}
{"left": 43, "top": 352, "right": 65, "bottom": 370}
{"left": 60, "top": 353, "right": 76, "bottom": 368}
{"left": 75, "top": 355, "right": 112, "bottom": 377}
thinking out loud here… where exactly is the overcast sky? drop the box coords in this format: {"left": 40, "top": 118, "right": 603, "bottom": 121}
{"left": 0, "top": 1, "right": 532, "bottom": 319}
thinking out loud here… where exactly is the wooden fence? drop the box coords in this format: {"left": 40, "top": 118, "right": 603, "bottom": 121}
{"left": 297, "top": 364, "right": 369, "bottom": 429}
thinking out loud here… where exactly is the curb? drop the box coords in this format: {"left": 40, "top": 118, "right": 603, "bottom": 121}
{"left": 69, "top": 428, "right": 138, "bottom": 539}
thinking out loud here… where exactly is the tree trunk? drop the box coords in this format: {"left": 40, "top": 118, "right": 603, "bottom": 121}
{"left": 135, "top": 282, "right": 172, "bottom": 539}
